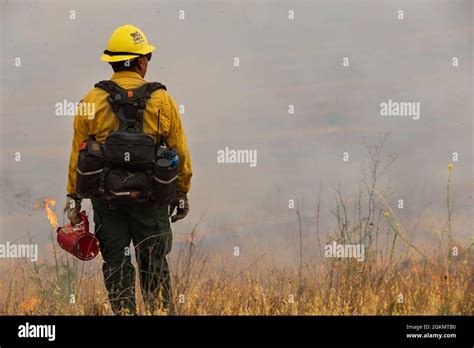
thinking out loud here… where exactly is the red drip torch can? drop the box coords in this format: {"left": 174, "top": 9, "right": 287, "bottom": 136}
{"left": 56, "top": 212, "right": 100, "bottom": 261}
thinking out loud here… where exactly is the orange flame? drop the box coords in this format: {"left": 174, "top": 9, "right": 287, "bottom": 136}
{"left": 21, "top": 295, "right": 39, "bottom": 313}
{"left": 44, "top": 197, "right": 58, "bottom": 230}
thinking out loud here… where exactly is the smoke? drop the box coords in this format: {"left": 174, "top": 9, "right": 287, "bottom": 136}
{"left": 0, "top": 1, "right": 472, "bottom": 259}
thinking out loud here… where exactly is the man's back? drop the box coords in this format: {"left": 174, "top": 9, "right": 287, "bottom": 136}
{"left": 67, "top": 70, "right": 192, "bottom": 196}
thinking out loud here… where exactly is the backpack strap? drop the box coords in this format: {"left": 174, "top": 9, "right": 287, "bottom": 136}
{"left": 94, "top": 80, "right": 167, "bottom": 132}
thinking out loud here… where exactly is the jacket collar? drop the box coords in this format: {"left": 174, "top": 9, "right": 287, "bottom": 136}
{"left": 111, "top": 71, "right": 145, "bottom": 81}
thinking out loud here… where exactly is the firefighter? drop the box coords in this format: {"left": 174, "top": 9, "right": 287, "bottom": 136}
{"left": 65, "top": 24, "right": 192, "bottom": 315}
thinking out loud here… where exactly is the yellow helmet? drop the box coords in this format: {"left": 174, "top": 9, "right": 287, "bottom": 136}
{"left": 101, "top": 24, "right": 156, "bottom": 62}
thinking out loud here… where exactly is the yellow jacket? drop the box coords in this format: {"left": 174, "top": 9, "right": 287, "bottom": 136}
{"left": 67, "top": 71, "right": 192, "bottom": 194}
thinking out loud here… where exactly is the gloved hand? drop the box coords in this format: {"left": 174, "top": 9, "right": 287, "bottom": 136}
{"left": 65, "top": 194, "right": 82, "bottom": 225}
{"left": 169, "top": 190, "right": 189, "bottom": 223}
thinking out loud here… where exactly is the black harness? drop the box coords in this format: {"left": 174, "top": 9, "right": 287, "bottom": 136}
{"left": 75, "top": 80, "right": 178, "bottom": 207}
{"left": 94, "top": 80, "right": 167, "bottom": 132}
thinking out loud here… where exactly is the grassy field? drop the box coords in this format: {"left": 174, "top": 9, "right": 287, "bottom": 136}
{"left": 0, "top": 238, "right": 472, "bottom": 315}
{"left": 1, "top": 135, "right": 472, "bottom": 315}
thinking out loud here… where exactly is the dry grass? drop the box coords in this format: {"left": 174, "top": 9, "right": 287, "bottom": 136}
{"left": 0, "top": 245, "right": 472, "bottom": 315}
{"left": 0, "top": 133, "right": 472, "bottom": 315}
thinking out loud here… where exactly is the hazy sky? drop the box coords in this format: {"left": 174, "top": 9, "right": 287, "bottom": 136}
{"left": 0, "top": 0, "right": 472, "bottom": 260}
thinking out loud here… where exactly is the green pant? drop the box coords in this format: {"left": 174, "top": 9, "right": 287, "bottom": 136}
{"left": 91, "top": 198, "right": 173, "bottom": 315}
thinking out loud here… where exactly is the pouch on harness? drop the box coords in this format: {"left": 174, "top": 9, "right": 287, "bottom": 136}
{"left": 75, "top": 80, "right": 179, "bottom": 206}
